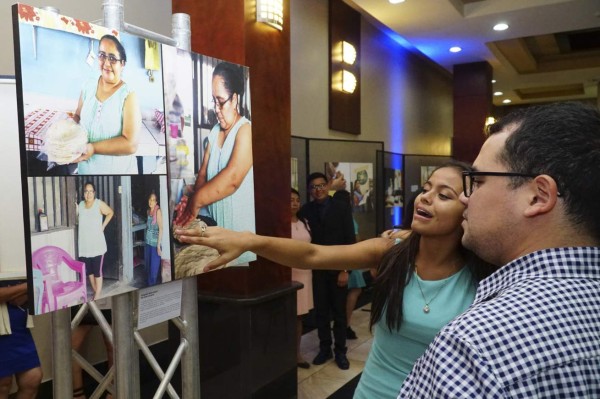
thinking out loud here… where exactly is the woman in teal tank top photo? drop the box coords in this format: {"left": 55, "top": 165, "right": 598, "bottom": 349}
{"left": 145, "top": 192, "right": 163, "bottom": 286}
{"left": 72, "top": 34, "right": 141, "bottom": 175}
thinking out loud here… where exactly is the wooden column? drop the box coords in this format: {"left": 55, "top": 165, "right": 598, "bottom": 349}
{"left": 452, "top": 62, "right": 493, "bottom": 163}
{"left": 169, "top": 2, "right": 296, "bottom": 397}
{"left": 172, "top": 0, "right": 291, "bottom": 295}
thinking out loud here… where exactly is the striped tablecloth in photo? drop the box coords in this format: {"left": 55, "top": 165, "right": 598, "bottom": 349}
{"left": 24, "top": 108, "right": 67, "bottom": 151}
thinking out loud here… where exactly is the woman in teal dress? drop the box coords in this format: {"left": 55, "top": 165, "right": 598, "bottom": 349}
{"left": 174, "top": 62, "right": 254, "bottom": 262}
{"left": 175, "top": 161, "right": 497, "bottom": 398}
{"left": 73, "top": 34, "right": 140, "bottom": 175}
{"left": 145, "top": 192, "right": 163, "bottom": 286}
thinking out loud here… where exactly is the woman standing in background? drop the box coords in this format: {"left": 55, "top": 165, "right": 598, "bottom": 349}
{"left": 290, "top": 188, "right": 313, "bottom": 368}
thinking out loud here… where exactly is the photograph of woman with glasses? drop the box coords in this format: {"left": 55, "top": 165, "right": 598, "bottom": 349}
{"left": 71, "top": 34, "right": 141, "bottom": 175}
{"left": 77, "top": 181, "right": 114, "bottom": 300}
{"left": 174, "top": 62, "right": 254, "bottom": 250}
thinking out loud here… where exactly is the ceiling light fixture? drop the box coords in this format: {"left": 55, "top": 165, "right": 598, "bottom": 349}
{"left": 491, "top": 79, "right": 496, "bottom": 83}
{"left": 494, "top": 91, "right": 503, "bottom": 96}
{"left": 449, "top": 46, "right": 462, "bottom": 53}
{"left": 389, "top": 0, "right": 405, "bottom": 4}
{"left": 493, "top": 23, "right": 509, "bottom": 31}
{"left": 502, "top": 99, "right": 512, "bottom": 104}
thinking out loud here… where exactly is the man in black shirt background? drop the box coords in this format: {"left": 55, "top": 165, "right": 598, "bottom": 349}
{"left": 298, "top": 172, "right": 356, "bottom": 370}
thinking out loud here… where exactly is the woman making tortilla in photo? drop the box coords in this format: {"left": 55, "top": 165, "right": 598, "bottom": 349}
{"left": 72, "top": 34, "right": 141, "bottom": 175}
{"left": 174, "top": 62, "right": 254, "bottom": 235}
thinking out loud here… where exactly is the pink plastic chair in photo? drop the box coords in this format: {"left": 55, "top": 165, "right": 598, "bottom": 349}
{"left": 31, "top": 245, "right": 87, "bottom": 313}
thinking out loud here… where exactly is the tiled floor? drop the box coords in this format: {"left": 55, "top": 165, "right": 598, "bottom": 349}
{"left": 297, "top": 305, "right": 373, "bottom": 399}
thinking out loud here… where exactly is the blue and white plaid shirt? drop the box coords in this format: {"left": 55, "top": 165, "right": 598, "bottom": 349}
{"left": 398, "top": 247, "right": 600, "bottom": 398}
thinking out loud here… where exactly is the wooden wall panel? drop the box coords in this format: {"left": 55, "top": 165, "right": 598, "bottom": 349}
{"left": 452, "top": 62, "right": 492, "bottom": 163}
{"left": 172, "top": 0, "right": 291, "bottom": 295}
{"left": 329, "top": 0, "right": 361, "bottom": 134}
{"left": 172, "top": 0, "right": 246, "bottom": 64}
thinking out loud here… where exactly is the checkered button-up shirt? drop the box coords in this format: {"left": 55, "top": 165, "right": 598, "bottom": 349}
{"left": 398, "top": 247, "right": 600, "bottom": 398}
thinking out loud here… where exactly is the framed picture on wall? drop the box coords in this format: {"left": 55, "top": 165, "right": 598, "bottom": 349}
{"left": 376, "top": 151, "right": 404, "bottom": 233}
{"left": 308, "top": 138, "right": 383, "bottom": 239}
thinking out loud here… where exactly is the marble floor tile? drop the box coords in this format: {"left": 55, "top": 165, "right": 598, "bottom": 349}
{"left": 297, "top": 305, "right": 372, "bottom": 398}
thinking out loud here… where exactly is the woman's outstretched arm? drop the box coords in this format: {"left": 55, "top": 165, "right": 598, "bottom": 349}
{"left": 174, "top": 226, "right": 393, "bottom": 273}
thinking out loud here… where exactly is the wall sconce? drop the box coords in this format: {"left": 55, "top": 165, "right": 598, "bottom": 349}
{"left": 256, "top": 0, "right": 283, "bottom": 31}
{"left": 484, "top": 116, "right": 496, "bottom": 127}
{"left": 342, "top": 41, "right": 356, "bottom": 65}
{"left": 331, "top": 70, "right": 357, "bottom": 94}
{"left": 342, "top": 70, "right": 357, "bottom": 93}
{"left": 329, "top": 0, "right": 360, "bottom": 134}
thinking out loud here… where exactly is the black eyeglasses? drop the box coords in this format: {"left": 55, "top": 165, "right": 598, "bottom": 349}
{"left": 461, "top": 171, "right": 538, "bottom": 198}
{"left": 98, "top": 51, "right": 123, "bottom": 65}
{"left": 309, "top": 183, "right": 327, "bottom": 191}
{"left": 212, "top": 94, "right": 233, "bottom": 110}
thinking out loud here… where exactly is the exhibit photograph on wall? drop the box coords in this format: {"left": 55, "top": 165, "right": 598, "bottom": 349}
{"left": 12, "top": 4, "right": 255, "bottom": 315}
{"left": 324, "top": 162, "right": 374, "bottom": 240}
{"left": 14, "top": 5, "right": 166, "bottom": 176}
{"left": 171, "top": 55, "right": 256, "bottom": 278}
{"left": 383, "top": 167, "right": 404, "bottom": 230}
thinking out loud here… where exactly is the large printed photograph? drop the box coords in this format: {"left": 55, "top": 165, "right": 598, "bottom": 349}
{"left": 13, "top": 4, "right": 256, "bottom": 314}
{"left": 171, "top": 55, "right": 256, "bottom": 278}
{"left": 15, "top": 4, "right": 166, "bottom": 176}
{"left": 27, "top": 175, "right": 171, "bottom": 314}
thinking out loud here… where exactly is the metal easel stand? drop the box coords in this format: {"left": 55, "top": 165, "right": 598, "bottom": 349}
{"left": 102, "top": 1, "right": 199, "bottom": 398}
{"left": 71, "top": 302, "right": 115, "bottom": 399}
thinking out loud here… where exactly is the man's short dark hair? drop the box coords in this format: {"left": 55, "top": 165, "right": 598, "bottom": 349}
{"left": 489, "top": 101, "right": 600, "bottom": 240}
{"left": 307, "top": 172, "right": 328, "bottom": 186}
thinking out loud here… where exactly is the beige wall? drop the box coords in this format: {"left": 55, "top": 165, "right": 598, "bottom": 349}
{"left": 291, "top": 0, "right": 453, "bottom": 155}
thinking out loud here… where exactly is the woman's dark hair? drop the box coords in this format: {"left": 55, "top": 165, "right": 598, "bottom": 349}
{"left": 148, "top": 191, "right": 158, "bottom": 203}
{"left": 83, "top": 181, "right": 96, "bottom": 192}
{"left": 400, "top": 190, "right": 420, "bottom": 230}
{"left": 213, "top": 62, "right": 245, "bottom": 102}
{"left": 100, "top": 34, "right": 127, "bottom": 62}
{"left": 370, "top": 161, "right": 497, "bottom": 332}
{"left": 291, "top": 188, "right": 310, "bottom": 234}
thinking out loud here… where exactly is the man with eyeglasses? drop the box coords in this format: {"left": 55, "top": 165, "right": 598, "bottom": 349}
{"left": 399, "top": 102, "right": 600, "bottom": 398}
{"left": 298, "top": 172, "right": 356, "bottom": 370}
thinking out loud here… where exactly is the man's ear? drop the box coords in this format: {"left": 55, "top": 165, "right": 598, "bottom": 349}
{"left": 523, "top": 174, "right": 560, "bottom": 217}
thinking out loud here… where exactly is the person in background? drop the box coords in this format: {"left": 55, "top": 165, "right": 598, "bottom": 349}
{"left": 399, "top": 102, "right": 600, "bottom": 398}
{"left": 176, "top": 162, "right": 496, "bottom": 398}
{"left": 0, "top": 280, "right": 42, "bottom": 399}
{"left": 290, "top": 188, "right": 313, "bottom": 369}
{"left": 145, "top": 192, "right": 163, "bottom": 286}
{"left": 77, "top": 182, "right": 114, "bottom": 300}
{"left": 298, "top": 172, "right": 355, "bottom": 370}
{"left": 73, "top": 34, "right": 141, "bottom": 175}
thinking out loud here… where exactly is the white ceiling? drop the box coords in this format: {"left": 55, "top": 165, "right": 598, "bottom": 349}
{"left": 346, "top": 0, "right": 600, "bottom": 106}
